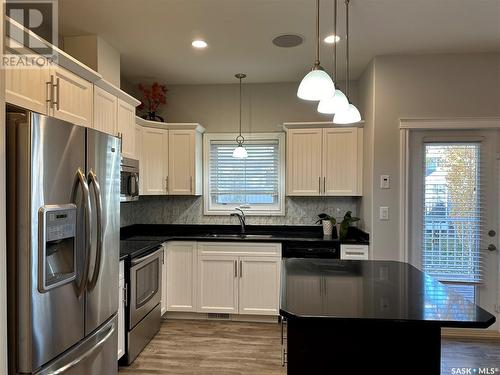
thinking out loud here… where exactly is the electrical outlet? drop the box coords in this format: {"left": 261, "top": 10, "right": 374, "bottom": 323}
{"left": 379, "top": 207, "right": 389, "bottom": 220}
{"left": 380, "top": 175, "right": 390, "bottom": 189}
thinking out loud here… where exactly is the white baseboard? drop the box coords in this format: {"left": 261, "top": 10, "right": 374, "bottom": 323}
{"left": 442, "top": 328, "right": 500, "bottom": 340}
{"left": 164, "top": 311, "right": 279, "bottom": 324}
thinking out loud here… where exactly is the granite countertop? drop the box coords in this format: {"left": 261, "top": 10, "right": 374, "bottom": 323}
{"left": 119, "top": 224, "right": 370, "bottom": 261}
{"left": 279, "top": 258, "right": 496, "bottom": 328}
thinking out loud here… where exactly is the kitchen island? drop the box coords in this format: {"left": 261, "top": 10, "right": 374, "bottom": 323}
{"left": 280, "top": 259, "right": 496, "bottom": 375}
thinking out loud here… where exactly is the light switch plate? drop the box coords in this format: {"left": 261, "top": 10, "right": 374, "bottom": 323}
{"left": 379, "top": 207, "right": 389, "bottom": 220}
{"left": 380, "top": 175, "right": 390, "bottom": 189}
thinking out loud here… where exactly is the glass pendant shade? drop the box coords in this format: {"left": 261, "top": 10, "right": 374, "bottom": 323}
{"left": 232, "top": 145, "right": 248, "bottom": 158}
{"left": 297, "top": 68, "right": 335, "bottom": 101}
{"left": 333, "top": 103, "right": 362, "bottom": 124}
{"left": 317, "top": 89, "right": 349, "bottom": 114}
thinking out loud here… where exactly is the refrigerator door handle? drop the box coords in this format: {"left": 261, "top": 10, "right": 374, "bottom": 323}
{"left": 71, "top": 168, "right": 92, "bottom": 297}
{"left": 41, "top": 321, "right": 115, "bottom": 375}
{"left": 86, "top": 169, "right": 103, "bottom": 292}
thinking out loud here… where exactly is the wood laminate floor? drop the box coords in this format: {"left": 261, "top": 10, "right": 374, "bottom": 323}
{"left": 119, "top": 320, "right": 500, "bottom": 375}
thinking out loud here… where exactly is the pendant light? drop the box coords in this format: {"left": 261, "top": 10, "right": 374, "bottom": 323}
{"left": 297, "top": 0, "right": 335, "bottom": 101}
{"left": 317, "top": 0, "right": 349, "bottom": 114}
{"left": 333, "top": 0, "right": 362, "bottom": 124}
{"left": 232, "top": 73, "right": 248, "bottom": 159}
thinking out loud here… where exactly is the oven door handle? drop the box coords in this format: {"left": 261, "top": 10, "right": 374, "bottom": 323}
{"left": 131, "top": 248, "right": 161, "bottom": 267}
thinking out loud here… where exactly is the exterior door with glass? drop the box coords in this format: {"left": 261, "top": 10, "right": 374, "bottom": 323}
{"left": 409, "top": 129, "right": 499, "bottom": 331}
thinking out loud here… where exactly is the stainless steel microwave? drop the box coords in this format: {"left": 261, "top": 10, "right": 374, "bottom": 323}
{"left": 121, "top": 157, "right": 139, "bottom": 202}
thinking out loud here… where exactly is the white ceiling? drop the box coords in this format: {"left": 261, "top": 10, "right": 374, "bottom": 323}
{"left": 59, "top": 0, "right": 500, "bottom": 84}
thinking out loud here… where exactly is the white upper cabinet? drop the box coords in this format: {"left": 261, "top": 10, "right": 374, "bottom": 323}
{"left": 322, "top": 128, "right": 363, "bottom": 196}
{"left": 93, "top": 86, "right": 117, "bottom": 135}
{"left": 117, "top": 99, "right": 136, "bottom": 159}
{"left": 136, "top": 119, "right": 204, "bottom": 196}
{"left": 50, "top": 65, "right": 93, "bottom": 127}
{"left": 6, "top": 65, "right": 50, "bottom": 114}
{"left": 286, "top": 128, "right": 323, "bottom": 196}
{"left": 285, "top": 124, "right": 363, "bottom": 196}
{"left": 141, "top": 127, "right": 168, "bottom": 195}
{"left": 168, "top": 129, "right": 202, "bottom": 195}
{"left": 6, "top": 64, "right": 93, "bottom": 127}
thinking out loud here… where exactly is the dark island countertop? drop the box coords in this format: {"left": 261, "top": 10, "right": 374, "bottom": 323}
{"left": 119, "top": 224, "right": 369, "bottom": 261}
{"left": 280, "top": 258, "right": 495, "bottom": 328}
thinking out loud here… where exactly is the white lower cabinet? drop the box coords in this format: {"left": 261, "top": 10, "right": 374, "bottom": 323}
{"left": 198, "top": 255, "right": 239, "bottom": 313}
{"left": 161, "top": 244, "right": 168, "bottom": 315}
{"left": 165, "top": 242, "right": 197, "bottom": 312}
{"left": 118, "top": 261, "right": 125, "bottom": 360}
{"left": 196, "top": 242, "right": 281, "bottom": 316}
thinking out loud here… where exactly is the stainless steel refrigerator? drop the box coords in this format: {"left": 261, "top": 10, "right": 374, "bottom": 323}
{"left": 6, "top": 110, "right": 120, "bottom": 374}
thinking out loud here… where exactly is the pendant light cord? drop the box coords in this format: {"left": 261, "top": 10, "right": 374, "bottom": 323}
{"left": 345, "top": 0, "right": 350, "bottom": 98}
{"left": 239, "top": 76, "right": 242, "bottom": 137}
{"left": 315, "top": 0, "right": 320, "bottom": 66}
{"left": 333, "top": 0, "right": 337, "bottom": 80}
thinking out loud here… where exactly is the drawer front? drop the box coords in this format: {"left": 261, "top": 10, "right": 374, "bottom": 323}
{"left": 198, "top": 242, "right": 282, "bottom": 257}
{"left": 340, "top": 245, "right": 369, "bottom": 260}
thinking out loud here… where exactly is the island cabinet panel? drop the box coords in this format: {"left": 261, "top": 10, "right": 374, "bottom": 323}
{"left": 117, "top": 99, "right": 137, "bottom": 159}
{"left": 284, "top": 275, "right": 323, "bottom": 314}
{"left": 93, "top": 86, "right": 117, "bottom": 135}
{"left": 286, "top": 127, "right": 363, "bottom": 196}
{"left": 197, "top": 255, "right": 239, "bottom": 314}
{"left": 286, "top": 128, "right": 323, "bottom": 196}
{"left": 239, "top": 257, "right": 281, "bottom": 316}
{"left": 141, "top": 127, "right": 168, "bottom": 195}
{"left": 196, "top": 242, "right": 281, "bottom": 316}
{"left": 165, "top": 242, "right": 197, "bottom": 312}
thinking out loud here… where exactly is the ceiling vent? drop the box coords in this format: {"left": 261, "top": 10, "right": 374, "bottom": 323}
{"left": 272, "top": 34, "right": 304, "bottom": 48}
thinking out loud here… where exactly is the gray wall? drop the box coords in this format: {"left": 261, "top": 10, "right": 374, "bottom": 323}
{"left": 361, "top": 52, "right": 500, "bottom": 260}
{"left": 121, "top": 196, "right": 359, "bottom": 227}
{"left": 125, "top": 81, "right": 358, "bottom": 132}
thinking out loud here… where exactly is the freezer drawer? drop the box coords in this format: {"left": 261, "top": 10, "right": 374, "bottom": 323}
{"left": 34, "top": 315, "right": 118, "bottom": 375}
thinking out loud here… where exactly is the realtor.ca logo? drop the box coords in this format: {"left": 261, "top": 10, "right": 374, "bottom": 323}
{"left": 451, "top": 368, "right": 500, "bottom": 375}
{"left": 3, "top": 0, "right": 58, "bottom": 69}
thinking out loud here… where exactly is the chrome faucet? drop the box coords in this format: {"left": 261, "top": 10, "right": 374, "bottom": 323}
{"left": 230, "top": 208, "right": 246, "bottom": 234}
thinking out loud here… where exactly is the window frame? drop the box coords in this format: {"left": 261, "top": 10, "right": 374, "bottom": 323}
{"left": 203, "top": 132, "right": 285, "bottom": 216}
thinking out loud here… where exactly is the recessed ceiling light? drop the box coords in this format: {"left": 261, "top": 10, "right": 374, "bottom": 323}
{"left": 192, "top": 40, "right": 208, "bottom": 49}
{"left": 324, "top": 34, "right": 340, "bottom": 44}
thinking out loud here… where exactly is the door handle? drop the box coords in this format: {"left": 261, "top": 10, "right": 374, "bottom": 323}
{"left": 318, "top": 177, "right": 321, "bottom": 194}
{"left": 234, "top": 260, "right": 238, "bottom": 278}
{"left": 86, "top": 170, "right": 103, "bottom": 292}
{"left": 71, "top": 168, "right": 92, "bottom": 297}
{"left": 165, "top": 176, "right": 169, "bottom": 193}
{"left": 53, "top": 77, "right": 60, "bottom": 111}
{"left": 190, "top": 176, "right": 193, "bottom": 193}
{"left": 239, "top": 260, "right": 243, "bottom": 278}
{"left": 323, "top": 177, "right": 326, "bottom": 194}
{"left": 46, "top": 75, "right": 54, "bottom": 109}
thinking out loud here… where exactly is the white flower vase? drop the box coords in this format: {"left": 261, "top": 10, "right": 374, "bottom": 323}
{"left": 322, "top": 220, "right": 333, "bottom": 236}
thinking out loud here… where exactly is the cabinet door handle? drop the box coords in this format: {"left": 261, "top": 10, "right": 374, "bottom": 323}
{"left": 234, "top": 260, "right": 238, "bottom": 278}
{"left": 323, "top": 177, "right": 326, "bottom": 194}
{"left": 165, "top": 176, "right": 169, "bottom": 193}
{"left": 190, "top": 176, "right": 193, "bottom": 193}
{"left": 53, "top": 77, "right": 60, "bottom": 111}
{"left": 46, "top": 75, "right": 54, "bottom": 108}
{"left": 318, "top": 177, "right": 321, "bottom": 194}
{"left": 239, "top": 260, "right": 243, "bottom": 278}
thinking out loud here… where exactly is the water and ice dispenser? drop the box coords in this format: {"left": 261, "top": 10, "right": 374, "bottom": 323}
{"left": 38, "top": 204, "right": 77, "bottom": 292}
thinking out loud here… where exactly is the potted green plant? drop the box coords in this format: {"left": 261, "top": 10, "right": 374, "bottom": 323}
{"left": 339, "top": 211, "right": 360, "bottom": 240}
{"left": 315, "top": 213, "right": 337, "bottom": 237}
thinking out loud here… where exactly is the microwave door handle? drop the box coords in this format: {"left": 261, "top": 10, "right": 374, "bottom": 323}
{"left": 71, "top": 168, "right": 92, "bottom": 297}
{"left": 86, "top": 170, "right": 103, "bottom": 292}
{"left": 132, "top": 172, "right": 139, "bottom": 197}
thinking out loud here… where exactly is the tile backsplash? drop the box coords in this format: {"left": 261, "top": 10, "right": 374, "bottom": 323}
{"left": 121, "top": 196, "right": 360, "bottom": 227}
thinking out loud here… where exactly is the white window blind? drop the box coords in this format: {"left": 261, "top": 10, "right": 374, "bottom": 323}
{"left": 422, "top": 142, "right": 483, "bottom": 286}
{"left": 206, "top": 136, "right": 283, "bottom": 214}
